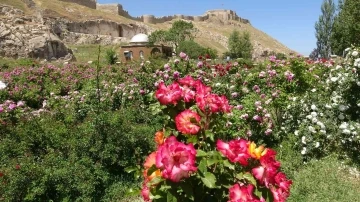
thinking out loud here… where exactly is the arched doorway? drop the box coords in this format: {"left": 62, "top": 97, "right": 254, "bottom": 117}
{"left": 118, "top": 25, "right": 123, "bottom": 37}
{"left": 151, "top": 47, "right": 161, "bottom": 55}
{"left": 124, "top": 51, "right": 133, "bottom": 61}
{"left": 139, "top": 50, "right": 144, "bottom": 59}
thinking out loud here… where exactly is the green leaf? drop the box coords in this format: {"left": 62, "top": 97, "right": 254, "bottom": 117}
{"left": 205, "top": 130, "right": 215, "bottom": 142}
{"left": 201, "top": 172, "right": 217, "bottom": 189}
{"left": 148, "top": 176, "right": 164, "bottom": 186}
{"left": 235, "top": 172, "right": 244, "bottom": 180}
{"left": 180, "top": 182, "right": 194, "bottom": 200}
{"left": 243, "top": 172, "right": 257, "bottom": 185}
{"left": 187, "top": 135, "right": 198, "bottom": 144}
{"left": 196, "top": 149, "right": 207, "bottom": 157}
{"left": 207, "top": 151, "right": 222, "bottom": 166}
{"left": 124, "top": 166, "right": 137, "bottom": 173}
{"left": 147, "top": 165, "right": 158, "bottom": 176}
{"left": 150, "top": 194, "right": 163, "bottom": 200}
{"left": 223, "top": 159, "right": 235, "bottom": 170}
{"left": 207, "top": 158, "right": 220, "bottom": 166}
{"left": 198, "top": 159, "right": 207, "bottom": 174}
{"left": 167, "top": 191, "right": 178, "bottom": 202}
{"left": 159, "top": 185, "right": 171, "bottom": 192}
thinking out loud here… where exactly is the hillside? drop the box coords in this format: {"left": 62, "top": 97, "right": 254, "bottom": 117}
{"left": 2, "top": 0, "right": 295, "bottom": 58}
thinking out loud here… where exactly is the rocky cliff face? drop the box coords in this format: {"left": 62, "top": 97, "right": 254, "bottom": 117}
{"left": 0, "top": 4, "right": 74, "bottom": 60}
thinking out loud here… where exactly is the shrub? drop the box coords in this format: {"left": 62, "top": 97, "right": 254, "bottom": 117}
{"left": 105, "top": 49, "right": 118, "bottom": 65}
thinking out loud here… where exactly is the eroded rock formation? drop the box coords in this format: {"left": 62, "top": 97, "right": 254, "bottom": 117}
{"left": 0, "top": 4, "right": 74, "bottom": 60}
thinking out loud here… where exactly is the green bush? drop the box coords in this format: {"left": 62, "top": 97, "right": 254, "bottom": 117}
{"left": 0, "top": 104, "right": 161, "bottom": 200}
{"left": 105, "top": 49, "right": 118, "bottom": 65}
{"left": 177, "top": 40, "right": 217, "bottom": 59}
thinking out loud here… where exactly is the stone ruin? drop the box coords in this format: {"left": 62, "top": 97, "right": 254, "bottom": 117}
{"left": 58, "top": 0, "right": 250, "bottom": 24}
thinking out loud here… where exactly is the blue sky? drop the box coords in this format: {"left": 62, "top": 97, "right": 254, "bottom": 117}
{"left": 98, "top": 0, "right": 325, "bottom": 55}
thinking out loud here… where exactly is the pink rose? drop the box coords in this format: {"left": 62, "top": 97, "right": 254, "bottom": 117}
{"left": 155, "top": 136, "right": 197, "bottom": 182}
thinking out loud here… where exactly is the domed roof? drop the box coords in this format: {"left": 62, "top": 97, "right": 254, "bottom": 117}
{"left": 130, "top": 33, "right": 149, "bottom": 44}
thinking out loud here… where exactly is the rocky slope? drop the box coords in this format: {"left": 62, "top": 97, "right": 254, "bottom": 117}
{"left": 1, "top": 0, "right": 295, "bottom": 60}
{"left": 0, "top": 4, "right": 74, "bottom": 61}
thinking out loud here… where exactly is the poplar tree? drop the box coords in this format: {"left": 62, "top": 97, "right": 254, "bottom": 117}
{"left": 315, "top": 0, "right": 336, "bottom": 59}
{"left": 331, "top": 0, "right": 360, "bottom": 55}
{"left": 228, "top": 30, "right": 253, "bottom": 59}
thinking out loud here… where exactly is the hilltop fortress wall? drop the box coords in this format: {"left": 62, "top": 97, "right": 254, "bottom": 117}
{"left": 59, "top": 0, "right": 96, "bottom": 9}
{"left": 59, "top": 1, "right": 250, "bottom": 24}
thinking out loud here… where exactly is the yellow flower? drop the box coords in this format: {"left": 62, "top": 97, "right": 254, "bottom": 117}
{"left": 248, "top": 142, "right": 267, "bottom": 159}
{"left": 154, "top": 131, "right": 165, "bottom": 146}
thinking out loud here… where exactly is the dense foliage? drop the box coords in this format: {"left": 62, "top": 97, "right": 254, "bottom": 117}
{"left": 226, "top": 30, "right": 253, "bottom": 60}
{"left": 0, "top": 47, "right": 359, "bottom": 201}
{"left": 177, "top": 40, "right": 218, "bottom": 59}
{"left": 330, "top": 0, "right": 360, "bottom": 55}
{"left": 315, "top": 0, "right": 335, "bottom": 59}
{"left": 148, "top": 20, "right": 197, "bottom": 49}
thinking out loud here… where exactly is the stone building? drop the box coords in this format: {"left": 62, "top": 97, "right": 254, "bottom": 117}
{"left": 120, "top": 34, "right": 172, "bottom": 62}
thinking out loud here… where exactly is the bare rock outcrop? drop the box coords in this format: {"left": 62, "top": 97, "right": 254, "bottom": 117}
{"left": 0, "top": 4, "right": 74, "bottom": 61}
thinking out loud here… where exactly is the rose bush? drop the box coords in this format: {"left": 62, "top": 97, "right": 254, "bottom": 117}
{"left": 141, "top": 76, "right": 292, "bottom": 202}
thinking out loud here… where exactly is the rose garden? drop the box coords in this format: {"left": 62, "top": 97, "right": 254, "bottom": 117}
{"left": 0, "top": 46, "right": 359, "bottom": 201}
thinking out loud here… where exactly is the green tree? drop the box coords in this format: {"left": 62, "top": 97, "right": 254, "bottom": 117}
{"left": 227, "top": 30, "right": 253, "bottom": 59}
{"left": 148, "top": 30, "right": 168, "bottom": 46}
{"left": 315, "top": 0, "right": 336, "bottom": 59}
{"left": 331, "top": 0, "right": 360, "bottom": 55}
{"left": 148, "top": 20, "right": 197, "bottom": 50}
{"left": 176, "top": 40, "right": 218, "bottom": 59}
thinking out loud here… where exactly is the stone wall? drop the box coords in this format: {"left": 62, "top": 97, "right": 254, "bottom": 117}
{"left": 205, "top": 9, "right": 244, "bottom": 22}
{"left": 66, "top": 20, "right": 148, "bottom": 38}
{"left": 59, "top": 0, "right": 96, "bottom": 9}
{"left": 95, "top": 3, "right": 250, "bottom": 25}
{"left": 67, "top": 20, "right": 121, "bottom": 37}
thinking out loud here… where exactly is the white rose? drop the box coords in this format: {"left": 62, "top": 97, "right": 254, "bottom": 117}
{"left": 338, "top": 114, "right": 345, "bottom": 120}
{"left": 301, "top": 147, "right": 307, "bottom": 155}
{"left": 311, "top": 104, "right": 317, "bottom": 110}
{"left": 315, "top": 142, "right": 320, "bottom": 148}
{"left": 339, "top": 122, "right": 348, "bottom": 129}
{"left": 0, "top": 81, "right": 6, "bottom": 90}
{"left": 342, "top": 129, "right": 351, "bottom": 135}
{"left": 352, "top": 51, "right": 359, "bottom": 57}
{"left": 338, "top": 105, "right": 346, "bottom": 111}
{"left": 302, "top": 136, "right": 306, "bottom": 144}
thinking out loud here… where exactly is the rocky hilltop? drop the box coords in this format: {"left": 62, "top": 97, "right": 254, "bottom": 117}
{"left": 0, "top": 0, "right": 294, "bottom": 60}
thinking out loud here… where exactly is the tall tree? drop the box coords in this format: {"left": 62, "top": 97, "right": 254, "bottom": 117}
{"left": 227, "top": 30, "right": 253, "bottom": 59}
{"left": 331, "top": 0, "right": 360, "bottom": 56}
{"left": 148, "top": 20, "right": 197, "bottom": 50}
{"left": 315, "top": 0, "right": 336, "bottom": 59}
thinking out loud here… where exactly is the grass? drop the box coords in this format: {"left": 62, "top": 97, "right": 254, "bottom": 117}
{"left": 33, "top": 0, "right": 133, "bottom": 23}
{"left": 67, "top": 44, "right": 121, "bottom": 64}
{"left": 0, "top": 57, "right": 39, "bottom": 68}
{"left": 0, "top": 45, "right": 121, "bottom": 67}
{"left": 0, "top": 0, "right": 29, "bottom": 13}
{"left": 288, "top": 155, "right": 360, "bottom": 202}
